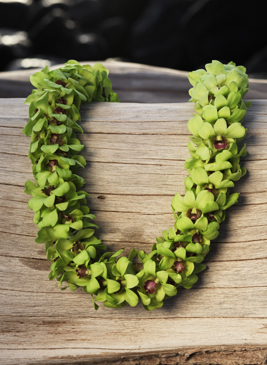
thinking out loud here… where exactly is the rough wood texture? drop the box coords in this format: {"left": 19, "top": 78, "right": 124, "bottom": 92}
{"left": 1, "top": 60, "right": 267, "bottom": 102}
{"left": 1, "top": 96, "right": 267, "bottom": 365}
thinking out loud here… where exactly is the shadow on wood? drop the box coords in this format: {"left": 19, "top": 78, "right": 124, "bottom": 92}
{"left": 0, "top": 64, "right": 267, "bottom": 365}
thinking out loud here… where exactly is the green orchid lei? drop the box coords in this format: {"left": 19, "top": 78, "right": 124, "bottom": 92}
{"left": 23, "top": 60, "right": 250, "bottom": 311}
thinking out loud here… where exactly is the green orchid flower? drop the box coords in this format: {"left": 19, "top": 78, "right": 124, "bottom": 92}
{"left": 135, "top": 259, "right": 177, "bottom": 310}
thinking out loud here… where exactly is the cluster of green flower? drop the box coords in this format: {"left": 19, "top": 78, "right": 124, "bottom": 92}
{"left": 23, "top": 60, "right": 250, "bottom": 311}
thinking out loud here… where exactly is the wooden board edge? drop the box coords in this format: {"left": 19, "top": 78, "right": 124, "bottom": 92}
{"left": 6, "top": 345, "right": 266, "bottom": 365}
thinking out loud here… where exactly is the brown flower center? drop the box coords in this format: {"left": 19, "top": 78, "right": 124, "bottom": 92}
{"left": 186, "top": 209, "right": 201, "bottom": 222}
{"left": 214, "top": 136, "right": 228, "bottom": 150}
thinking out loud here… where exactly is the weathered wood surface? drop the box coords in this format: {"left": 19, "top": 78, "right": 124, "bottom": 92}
{"left": 1, "top": 60, "right": 267, "bottom": 102}
{"left": 1, "top": 98, "right": 267, "bottom": 365}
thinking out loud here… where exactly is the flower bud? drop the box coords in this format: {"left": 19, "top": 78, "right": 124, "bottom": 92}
{"left": 144, "top": 280, "right": 157, "bottom": 294}
{"left": 173, "top": 261, "right": 186, "bottom": 273}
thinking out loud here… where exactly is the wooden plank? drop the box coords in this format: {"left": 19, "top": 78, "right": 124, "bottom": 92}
{"left": 1, "top": 346, "right": 267, "bottom": 365}
{"left": 0, "top": 98, "right": 267, "bottom": 364}
{"left": 1, "top": 284, "right": 267, "bottom": 319}
{"left": 1, "top": 129, "right": 267, "bottom": 163}
{"left": 1, "top": 193, "right": 267, "bottom": 244}
{"left": 1, "top": 316, "right": 267, "bottom": 356}
{"left": 0, "top": 61, "right": 267, "bottom": 102}
{"left": 1, "top": 254, "right": 267, "bottom": 294}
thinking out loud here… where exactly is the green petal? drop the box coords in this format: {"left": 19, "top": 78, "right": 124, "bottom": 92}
{"left": 191, "top": 167, "right": 209, "bottom": 185}
{"left": 196, "top": 190, "right": 214, "bottom": 211}
{"left": 155, "top": 284, "right": 165, "bottom": 302}
{"left": 214, "top": 85, "right": 229, "bottom": 97}
{"left": 73, "top": 250, "right": 90, "bottom": 265}
{"left": 49, "top": 124, "right": 67, "bottom": 134}
{"left": 195, "top": 216, "right": 208, "bottom": 231}
{"left": 44, "top": 194, "right": 55, "bottom": 207}
{"left": 199, "top": 91, "right": 209, "bottom": 107}
{"left": 86, "top": 276, "right": 100, "bottom": 294}
{"left": 214, "top": 118, "right": 227, "bottom": 136}
{"left": 208, "top": 171, "right": 223, "bottom": 186}
{"left": 25, "top": 180, "right": 37, "bottom": 195}
{"left": 227, "top": 109, "right": 246, "bottom": 124}
{"left": 222, "top": 193, "right": 239, "bottom": 210}
{"left": 56, "top": 202, "right": 69, "bottom": 211}
{"left": 202, "top": 105, "right": 218, "bottom": 123}
{"left": 185, "top": 176, "right": 195, "bottom": 191}
{"left": 52, "top": 182, "right": 70, "bottom": 196}
{"left": 218, "top": 106, "right": 231, "bottom": 119}
{"left": 90, "top": 263, "right": 104, "bottom": 277}
{"left": 34, "top": 92, "right": 49, "bottom": 114}
{"left": 159, "top": 257, "right": 175, "bottom": 270}
{"left": 52, "top": 224, "right": 70, "bottom": 239}
{"left": 216, "top": 150, "right": 233, "bottom": 162}
{"left": 56, "top": 167, "right": 72, "bottom": 179}
{"left": 95, "top": 290, "right": 106, "bottom": 302}
{"left": 157, "top": 247, "right": 175, "bottom": 258}
{"left": 42, "top": 208, "right": 58, "bottom": 227}
{"left": 225, "top": 69, "right": 244, "bottom": 87}
{"left": 116, "top": 256, "right": 129, "bottom": 276}
{"left": 205, "top": 161, "right": 232, "bottom": 171}
{"left": 56, "top": 239, "right": 73, "bottom": 251}
{"left": 202, "top": 222, "right": 220, "bottom": 240}
{"left": 224, "top": 123, "right": 246, "bottom": 139}
{"left": 41, "top": 144, "right": 59, "bottom": 154}
{"left": 186, "top": 242, "right": 202, "bottom": 255}
{"left": 196, "top": 145, "right": 212, "bottom": 160}
{"left": 124, "top": 274, "right": 139, "bottom": 289}
{"left": 175, "top": 216, "right": 195, "bottom": 232}
{"left": 216, "top": 192, "right": 226, "bottom": 207}
{"left": 172, "top": 193, "right": 188, "bottom": 212}
{"left": 184, "top": 190, "right": 196, "bottom": 207}
{"left": 216, "top": 179, "right": 234, "bottom": 189}
{"left": 106, "top": 279, "right": 121, "bottom": 294}
{"left": 198, "top": 122, "right": 215, "bottom": 139}
{"left": 227, "top": 80, "right": 238, "bottom": 92}
{"left": 30, "top": 140, "right": 39, "bottom": 153}
{"left": 144, "top": 259, "right": 156, "bottom": 276}
{"left": 181, "top": 274, "right": 198, "bottom": 289}
{"left": 188, "top": 69, "right": 206, "bottom": 87}
{"left": 162, "top": 283, "right": 177, "bottom": 297}
{"left": 202, "top": 74, "right": 217, "bottom": 89}
{"left": 137, "top": 291, "right": 151, "bottom": 306}
{"left": 206, "top": 60, "right": 225, "bottom": 75}
{"left": 168, "top": 272, "right": 182, "bottom": 284}
{"left": 174, "top": 247, "right": 186, "bottom": 260}
{"left": 216, "top": 74, "right": 226, "bottom": 86}
{"left": 156, "top": 271, "right": 168, "bottom": 284}
{"left": 35, "top": 227, "right": 50, "bottom": 243}
{"left": 125, "top": 289, "right": 139, "bottom": 307}
{"left": 187, "top": 116, "right": 203, "bottom": 137}
{"left": 28, "top": 196, "right": 46, "bottom": 212}
{"left": 215, "top": 95, "right": 227, "bottom": 109}
{"left": 33, "top": 211, "right": 41, "bottom": 224}
{"left": 227, "top": 91, "right": 241, "bottom": 109}
{"left": 191, "top": 83, "right": 208, "bottom": 100}
{"left": 48, "top": 171, "right": 59, "bottom": 186}
{"left": 184, "top": 261, "right": 194, "bottom": 277}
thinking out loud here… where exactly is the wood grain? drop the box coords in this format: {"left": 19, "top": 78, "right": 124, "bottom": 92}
{"left": 0, "top": 97, "right": 267, "bottom": 364}
{"left": 1, "top": 61, "right": 267, "bottom": 102}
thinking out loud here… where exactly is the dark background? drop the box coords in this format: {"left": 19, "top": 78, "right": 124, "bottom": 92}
{"left": 0, "top": 0, "right": 266, "bottom": 77}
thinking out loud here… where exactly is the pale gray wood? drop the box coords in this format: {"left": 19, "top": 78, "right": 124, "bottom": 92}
{"left": 0, "top": 61, "right": 267, "bottom": 102}
{"left": 1, "top": 316, "right": 267, "bottom": 353}
{"left": 1, "top": 346, "right": 267, "bottom": 365}
{"left": 1, "top": 281, "right": 267, "bottom": 318}
{"left": 0, "top": 98, "right": 267, "bottom": 364}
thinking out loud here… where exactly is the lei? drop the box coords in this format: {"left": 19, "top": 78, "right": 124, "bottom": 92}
{"left": 23, "top": 60, "right": 250, "bottom": 311}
